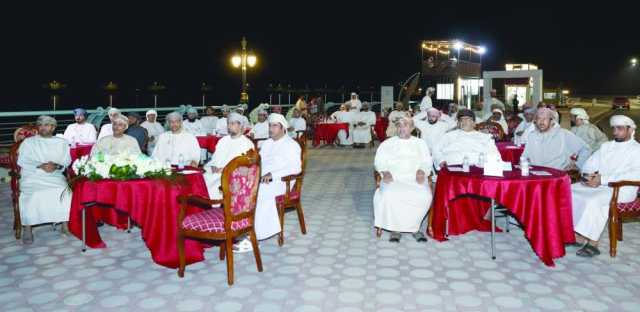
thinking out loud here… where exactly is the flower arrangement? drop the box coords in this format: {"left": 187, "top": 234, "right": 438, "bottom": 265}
{"left": 72, "top": 152, "right": 173, "bottom": 181}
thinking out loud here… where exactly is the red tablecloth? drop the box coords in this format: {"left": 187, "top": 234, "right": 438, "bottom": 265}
{"left": 313, "top": 123, "right": 349, "bottom": 146}
{"left": 374, "top": 117, "right": 388, "bottom": 142}
{"left": 70, "top": 145, "right": 94, "bottom": 163}
{"left": 68, "top": 173, "right": 210, "bottom": 268}
{"left": 496, "top": 142, "right": 525, "bottom": 165}
{"left": 431, "top": 165, "right": 575, "bottom": 266}
{"left": 196, "top": 136, "right": 220, "bottom": 153}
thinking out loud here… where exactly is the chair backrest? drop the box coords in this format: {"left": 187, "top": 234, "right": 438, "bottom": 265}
{"left": 475, "top": 121, "right": 505, "bottom": 141}
{"left": 8, "top": 141, "right": 24, "bottom": 202}
{"left": 13, "top": 125, "right": 38, "bottom": 143}
{"left": 220, "top": 149, "right": 261, "bottom": 224}
{"left": 251, "top": 138, "right": 267, "bottom": 151}
{"left": 293, "top": 140, "right": 307, "bottom": 193}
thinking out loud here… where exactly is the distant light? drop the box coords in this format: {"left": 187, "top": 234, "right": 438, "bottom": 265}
{"left": 632, "top": 58, "right": 638, "bottom": 67}
{"left": 247, "top": 55, "right": 257, "bottom": 67}
{"left": 478, "top": 46, "right": 486, "bottom": 55}
{"left": 453, "top": 41, "right": 463, "bottom": 50}
{"left": 231, "top": 55, "right": 241, "bottom": 68}
{"left": 421, "top": 43, "right": 427, "bottom": 49}
{"left": 562, "top": 90, "right": 570, "bottom": 95}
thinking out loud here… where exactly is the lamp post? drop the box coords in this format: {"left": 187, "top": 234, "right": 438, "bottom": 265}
{"left": 231, "top": 37, "right": 257, "bottom": 104}
{"left": 43, "top": 80, "right": 66, "bottom": 111}
{"left": 201, "top": 82, "right": 213, "bottom": 108}
{"left": 148, "top": 81, "right": 166, "bottom": 108}
{"left": 103, "top": 81, "right": 119, "bottom": 107}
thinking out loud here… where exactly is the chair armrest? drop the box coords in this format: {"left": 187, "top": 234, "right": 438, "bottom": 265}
{"left": 608, "top": 181, "right": 640, "bottom": 188}
{"left": 177, "top": 194, "right": 222, "bottom": 208}
{"left": 281, "top": 173, "right": 302, "bottom": 182}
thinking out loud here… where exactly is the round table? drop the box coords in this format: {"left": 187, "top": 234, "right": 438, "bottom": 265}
{"left": 496, "top": 142, "right": 524, "bottom": 164}
{"left": 431, "top": 165, "right": 574, "bottom": 266}
{"left": 312, "top": 123, "right": 349, "bottom": 147}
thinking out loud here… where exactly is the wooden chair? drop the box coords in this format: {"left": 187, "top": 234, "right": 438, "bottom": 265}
{"left": 607, "top": 181, "right": 640, "bottom": 257}
{"left": 276, "top": 139, "right": 307, "bottom": 246}
{"left": 177, "top": 150, "right": 263, "bottom": 285}
{"left": 373, "top": 170, "right": 434, "bottom": 238}
{"left": 295, "top": 131, "right": 307, "bottom": 148}
{"left": 251, "top": 138, "right": 268, "bottom": 151}
{"left": 8, "top": 141, "right": 24, "bottom": 239}
{"left": 476, "top": 121, "right": 505, "bottom": 141}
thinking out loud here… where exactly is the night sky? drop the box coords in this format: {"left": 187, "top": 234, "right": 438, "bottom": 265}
{"left": 3, "top": 4, "right": 638, "bottom": 111}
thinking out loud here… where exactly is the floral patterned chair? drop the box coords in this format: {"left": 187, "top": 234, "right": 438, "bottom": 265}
{"left": 607, "top": 181, "right": 640, "bottom": 257}
{"left": 177, "top": 149, "right": 262, "bottom": 285}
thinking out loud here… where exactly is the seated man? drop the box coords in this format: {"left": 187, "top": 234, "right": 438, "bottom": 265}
{"left": 333, "top": 104, "right": 355, "bottom": 146}
{"left": 522, "top": 108, "right": 591, "bottom": 171}
{"left": 140, "top": 109, "right": 165, "bottom": 153}
{"left": 215, "top": 106, "right": 230, "bottom": 136}
{"left": 63, "top": 108, "right": 97, "bottom": 146}
{"left": 97, "top": 107, "right": 120, "bottom": 140}
{"left": 513, "top": 107, "right": 536, "bottom": 145}
{"left": 288, "top": 108, "right": 307, "bottom": 139}
{"left": 235, "top": 105, "right": 252, "bottom": 133}
{"left": 234, "top": 113, "right": 301, "bottom": 252}
{"left": 433, "top": 109, "right": 500, "bottom": 167}
{"left": 570, "top": 107, "right": 608, "bottom": 152}
{"left": 18, "top": 115, "right": 72, "bottom": 244}
{"left": 488, "top": 108, "right": 508, "bottom": 134}
{"left": 203, "top": 113, "right": 255, "bottom": 200}
{"left": 125, "top": 112, "right": 149, "bottom": 154}
{"left": 250, "top": 109, "right": 269, "bottom": 143}
{"left": 386, "top": 102, "right": 410, "bottom": 138}
{"left": 183, "top": 108, "right": 205, "bottom": 136}
{"left": 199, "top": 106, "right": 219, "bottom": 135}
{"left": 91, "top": 114, "right": 141, "bottom": 156}
{"left": 374, "top": 116, "right": 432, "bottom": 242}
{"left": 415, "top": 107, "right": 455, "bottom": 152}
{"left": 571, "top": 115, "right": 640, "bottom": 257}
{"left": 351, "top": 103, "right": 376, "bottom": 148}
{"left": 152, "top": 112, "right": 201, "bottom": 166}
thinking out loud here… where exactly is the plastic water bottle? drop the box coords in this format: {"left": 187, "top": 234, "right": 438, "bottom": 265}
{"left": 520, "top": 156, "right": 530, "bottom": 176}
{"left": 462, "top": 156, "right": 470, "bottom": 173}
{"left": 477, "top": 152, "right": 485, "bottom": 168}
{"left": 178, "top": 154, "right": 185, "bottom": 170}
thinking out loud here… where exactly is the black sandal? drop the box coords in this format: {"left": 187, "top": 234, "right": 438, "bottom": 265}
{"left": 576, "top": 244, "right": 600, "bottom": 257}
{"left": 413, "top": 232, "right": 428, "bottom": 242}
{"left": 389, "top": 232, "right": 401, "bottom": 243}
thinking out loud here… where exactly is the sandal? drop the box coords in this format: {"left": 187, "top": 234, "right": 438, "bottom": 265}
{"left": 413, "top": 232, "right": 428, "bottom": 242}
{"left": 389, "top": 232, "right": 401, "bottom": 243}
{"left": 565, "top": 242, "right": 583, "bottom": 248}
{"left": 576, "top": 244, "right": 600, "bottom": 258}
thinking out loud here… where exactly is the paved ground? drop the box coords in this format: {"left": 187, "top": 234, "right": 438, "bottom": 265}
{"left": 1, "top": 147, "right": 640, "bottom": 311}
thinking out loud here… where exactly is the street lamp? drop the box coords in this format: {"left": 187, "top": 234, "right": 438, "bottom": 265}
{"left": 231, "top": 36, "right": 257, "bottom": 104}
{"left": 632, "top": 58, "right": 638, "bottom": 67}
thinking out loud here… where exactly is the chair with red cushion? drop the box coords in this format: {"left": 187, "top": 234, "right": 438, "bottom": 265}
{"left": 8, "top": 141, "right": 24, "bottom": 239}
{"left": 276, "top": 140, "right": 307, "bottom": 246}
{"left": 475, "top": 121, "right": 506, "bottom": 141}
{"left": 607, "top": 181, "right": 640, "bottom": 257}
{"left": 177, "top": 149, "right": 262, "bottom": 285}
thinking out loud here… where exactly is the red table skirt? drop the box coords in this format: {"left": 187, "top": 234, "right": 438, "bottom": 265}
{"left": 68, "top": 173, "right": 210, "bottom": 268}
{"left": 431, "top": 166, "right": 575, "bottom": 266}
{"left": 374, "top": 117, "right": 388, "bottom": 142}
{"left": 196, "top": 136, "right": 220, "bottom": 153}
{"left": 496, "top": 142, "right": 524, "bottom": 165}
{"left": 70, "top": 145, "right": 94, "bottom": 163}
{"left": 313, "top": 123, "right": 349, "bottom": 146}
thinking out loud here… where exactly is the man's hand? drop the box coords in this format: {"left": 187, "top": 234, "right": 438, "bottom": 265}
{"left": 211, "top": 166, "right": 222, "bottom": 174}
{"left": 261, "top": 172, "right": 273, "bottom": 184}
{"left": 357, "top": 122, "right": 366, "bottom": 126}
{"left": 515, "top": 131, "right": 523, "bottom": 136}
{"left": 381, "top": 171, "right": 393, "bottom": 184}
{"left": 416, "top": 169, "right": 426, "bottom": 184}
{"left": 189, "top": 161, "right": 199, "bottom": 167}
{"left": 38, "top": 162, "right": 59, "bottom": 173}
{"left": 439, "top": 161, "right": 447, "bottom": 168}
{"left": 564, "top": 161, "right": 578, "bottom": 172}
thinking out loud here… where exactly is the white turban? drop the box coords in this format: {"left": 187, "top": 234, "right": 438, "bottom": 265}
{"left": 186, "top": 108, "right": 198, "bottom": 115}
{"left": 426, "top": 107, "right": 441, "bottom": 117}
{"left": 523, "top": 107, "right": 536, "bottom": 114}
{"left": 351, "top": 92, "right": 357, "bottom": 96}
{"left": 536, "top": 107, "right": 555, "bottom": 120}
{"left": 108, "top": 107, "right": 119, "bottom": 115}
{"left": 166, "top": 112, "right": 183, "bottom": 122}
{"left": 258, "top": 109, "right": 268, "bottom": 115}
{"left": 570, "top": 108, "right": 590, "bottom": 121}
{"left": 112, "top": 114, "right": 129, "bottom": 128}
{"left": 222, "top": 105, "right": 229, "bottom": 112}
{"left": 492, "top": 108, "right": 503, "bottom": 114}
{"left": 146, "top": 109, "right": 157, "bottom": 116}
{"left": 427, "top": 87, "right": 435, "bottom": 92}
{"left": 36, "top": 115, "right": 57, "bottom": 126}
{"left": 268, "top": 113, "right": 288, "bottom": 131}
{"left": 227, "top": 112, "right": 245, "bottom": 128}
{"left": 610, "top": 115, "right": 636, "bottom": 129}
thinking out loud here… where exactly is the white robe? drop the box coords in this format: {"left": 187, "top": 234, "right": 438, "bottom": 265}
{"left": 97, "top": 123, "right": 113, "bottom": 140}
{"left": 571, "top": 123, "right": 608, "bottom": 152}
{"left": 215, "top": 118, "right": 228, "bottom": 136}
{"left": 347, "top": 99, "right": 362, "bottom": 112}
{"left": 91, "top": 135, "right": 141, "bottom": 156}
{"left": 63, "top": 123, "right": 97, "bottom": 146}
{"left": 419, "top": 95, "right": 433, "bottom": 112}
{"left": 255, "top": 135, "right": 301, "bottom": 240}
{"left": 335, "top": 111, "right": 355, "bottom": 145}
{"left": 152, "top": 130, "right": 201, "bottom": 165}
{"left": 200, "top": 116, "right": 219, "bottom": 135}
{"left": 251, "top": 121, "right": 269, "bottom": 140}
{"left": 374, "top": 136, "right": 433, "bottom": 232}
{"left": 288, "top": 117, "right": 307, "bottom": 138}
{"left": 17, "top": 136, "right": 72, "bottom": 225}
{"left": 203, "top": 135, "right": 254, "bottom": 200}
{"left": 140, "top": 121, "right": 165, "bottom": 152}
{"left": 433, "top": 129, "right": 500, "bottom": 166}
{"left": 572, "top": 139, "right": 640, "bottom": 241}
{"left": 352, "top": 111, "right": 376, "bottom": 144}
{"left": 522, "top": 127, "right": 591, "bottom": 170}
{"left": 183, "top": 119, "right": 206, "bottom": 136}
{"left": 513, "top": 120, "right": 533, "bottom": 145}
{"left": 415, "top": 120, "right": 454, "bottom": 152}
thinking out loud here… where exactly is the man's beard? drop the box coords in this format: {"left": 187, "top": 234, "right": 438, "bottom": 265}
{"left": 187, "top": 117, "right": 196, "bottom": 122}
{"left": 428, "top": 119, "right": 437, "bottom": 125}
{"left": 570, "top": 121, "right": 576, "bottom": 127}
{"left": 614, "top": 137, "right": 626, "bottom": 142}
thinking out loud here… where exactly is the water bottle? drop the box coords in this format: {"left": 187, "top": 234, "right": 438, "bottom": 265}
{"left": 520, "top": 156, "right": 530, "bottom": 176}
{"left": 477, "top": 152, "right": 485, "bottom": 168}
{"left": 178, "top": 154, "right": 185, "bottom": 170}
{"left": 462, "top": 156, "right": 470, "bottom": 172}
